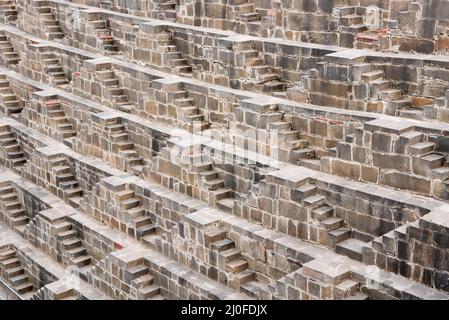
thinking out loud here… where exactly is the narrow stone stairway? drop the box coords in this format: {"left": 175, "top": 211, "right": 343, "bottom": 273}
{"left": 0, "top": 182, "right": 29, "bottom": 236}
{"left": 0, "top": 246, "right": 35, "bottom": 299}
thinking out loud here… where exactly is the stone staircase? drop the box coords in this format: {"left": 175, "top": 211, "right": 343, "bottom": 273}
{"left": 125, "top": 263, "right": 164, "bottom": 300}
{"left": 408, "top": 134, "right": 449, "bottom": 180}
{"left": 86, "top": 18, "right": 119, "bottom": 54}
{"left": 95, "top": 68, "right": 135, "bottom": 111}
{"left": 41, "top": 52, "right": 70, "bottom": 89}
{"left": 0, "top": 32, "right": 20, "bottom": 66}
{"left": 188, "top": 154, "right": 234, "bottom": 212}
{"left": 36, "top": 4, "right": 64, "bottom": 40}
{"left": 0, "top": 182, "right": 29, "bottom": 236}
{"left": 267, "top": 114, "right": 316, "bottom": 165}
{"left": 0, "top": 126, "right": 27, "bottom": 168}
{"left": 173, "top": 89, "right": 209, "bottom": 132}
{"left": 104, "top": 118, "right": 145, "bottom": 174}
{"left": 157, "top": 31, "right": 192, "bottom": 76}
{"left": 0, "top": 0, "right": 18, "bottom": 25}
{"left": 205, "top": 226, "right": 265, "bottom": 297}
{"left": 334, "top": 6, "right": 368, "bottom": 34}
{"left": 234, "top": 0, "right": 260, "bottom": 23}
{"left": 0, "top": 245, "right": 35, "bottom": 299}
{"left": 53, "top": 219, "right": 92, "bottom": 274}
{"left": 44, "top": 99, "right": 76, "bottom": 142}
{"left": 293, "top": 181, "right": 352, "bottom": 250}
{"left": 241, "top": 46, "right": 284, "bottom": 93}
{"left": 0, "top": 74, "right": 22, "bottom": 116}
{"left": 50, "top": 157, "right": 83, "bottom": 208}
{"left": 116, "top": 190, "right": 156, "bottom": 243}
{"left": 157, "top": 0, "right": 177, "bottom": 20}
{"left": 356, "top": 64, "right": 414, "bottom": 115}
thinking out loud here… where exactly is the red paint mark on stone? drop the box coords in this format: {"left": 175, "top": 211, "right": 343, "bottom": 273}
{"left": 114, "top": 242, "right": 123, "bottom": 250}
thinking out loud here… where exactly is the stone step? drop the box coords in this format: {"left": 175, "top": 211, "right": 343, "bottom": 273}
{"left": 136, "top": 224, "right": 156, "bottom": 239}
{"left": 139, "top": 285, "right": 160, "bottom": 299}
{"left": 361, "top": 70, "right": 384, "bottom": 82}
{"left": 226, "top": 259, "right": 248, "bottom": 273}
{"left": 409, "top": 142, "right": 435, "bottom": 156}
{"left": 66, "top": 246, "right": 87, "bottom": 258}
{"left": 70, "top": 255, "right": 91, "bottom": 268}
{"left": 312, "top": 205, "right": 334, "bottom": 221}
{"left": 127, "top": 264, "right": 149, "bottom": 280}
{"left": 291, "top": 183, "right": 317, "bottom": 203}
{"left": 220, "top": 248, "right": 241, "bottom": 263}
{"left": 204, "top": 178, "right": 225, "bottom": 191}
{"left": 62, "top": 238, "right": 82, "bottom": 250}
{"left": 14, "top": 281, "right": 33, "bottom": 294}
{"left": 133, "top": 274, "right": 154, "bottom": 289}
{"left": 0, "top": 248, "right": 15, "bottom": 260}
{"left": 211, "top": 239, "right": 235, "bottom": 252}
{"left": 282, "top": 139, "right": 308, "bottom": 150}
{"left": 132, "top": 215, "right": 152, "bottom": 228}
{"left": 303, "top": 194, "right": 325, "bottom": 207}
{"left": 0, "top": 192, "right": 17, "bottom": 201}
{"left": 57, "top": 229, "right": 77, "bottom": 240}
{"left": 120, "top": 197, "right": 141, "bottom": 210}
{"left": 216, "top": 197, "right": 234, "bottom": 213}
{"left": 10, "top": 215, "right": 29, "bottom": 226}
{"left": 335, "top": 238, "right": 366, "bottom": 262}
{"left": 379, "top": 89, "right": 402, "bottom": 101}
{"left": 328, "top": 228, "right": 351, "bottom": 248}
{"left": 343, "top": 291, "right": 369, "bottom": 300}
{"left": 2, "top": 257, "right": 20, "bottom": 269}
{"left": 5, "top": 266, "right": 24, "bottom": 278}
{"left": 335, "top": 279, "right": 359, "bottom": 299}
{"left": 320, "top": 217, "right": 344, "bottom": 230}
{"left": 204, "top": 227, "right": 227, "bottom": 246}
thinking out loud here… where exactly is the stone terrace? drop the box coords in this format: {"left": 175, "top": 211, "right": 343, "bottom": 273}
{"left": 0, "top": 0, "right": 448, "bottom": 300}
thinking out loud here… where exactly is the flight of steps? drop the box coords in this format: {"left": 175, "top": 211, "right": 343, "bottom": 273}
{"left": 53, "top": 219, "right": 92, "bottom": 275}
{"left": 0, "top": 182, "right": 29, "bottom": 236}
{"left": 267, "top": 115, "right": 316, "bottom": 165}
{"left": 173, "top": 89, "right": 209, "bottom": 132}
{"left": 0, "top": 0, "right": 18, "bottom": 24}
{"left": 104, "top": 119, "right": 145, "bottom": 174}
{"left": 44, "top": 99, "right": 76, "bottom": 142}
{"left": 95, "top": 68, "right": 135, "bottom": 111}
{"left": 241, "top": 46, "right": 284, "bottom": 93}
{"left": 157, "top": 31, "right": 192, "bottom": 76}
{"left": 334, "top": 6, "right": 368, "bottom": 34}
{"left": 86, "top": 18, "right": 119, "bottom": 54}
{"left": 0, "top": 75, "right": 22, "bottom": 117}
{"left": 99, "top": 0, "right": 112, "bottom": 9}
{"left": 295, "top": 267, "right": 369, "bottom": 300}
{"left": 357, "top": 64, "right": 413, "bottom": 115}
{"left": 190, "top": 157, "right": 234, "bottom": 213}
{"left": 50, "top": 157, "right": 83, "bottom": 208}
{"left": 36, "top": 4, "right": 64, "bottom": 40}
{"left": 408, "top": 134, "right": 449, "bottom": 181}
{"left": 157, "top": 0, "right": 176, "bottom": 20}
{"left": 205, "top": 226, "right": 265, "bottom": 297}
{"left": 0, "top": 126, "right": 27, "bottom": 168}
{"left": 125, "top": 263, "right": 164, "bottom": 300}
{"left": 294, "top": 182, "right": 352, "bottom": 250}
{"left": 41, "top": 52, "right": 70, "bottom": 89}
{"left": 52, "top": 288, "right": 79, "bottom": 300}
{"left": 116, "top": 190, "right": 156, "bottom": 243}
{"left": 234, "top": 0, "right": 260, "bottom": 23}
{"left": 0, "top": 32, "right": 20, "bottom": 66}
{"left": 0, "top": 246, "right": 35, "bottom": 299}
